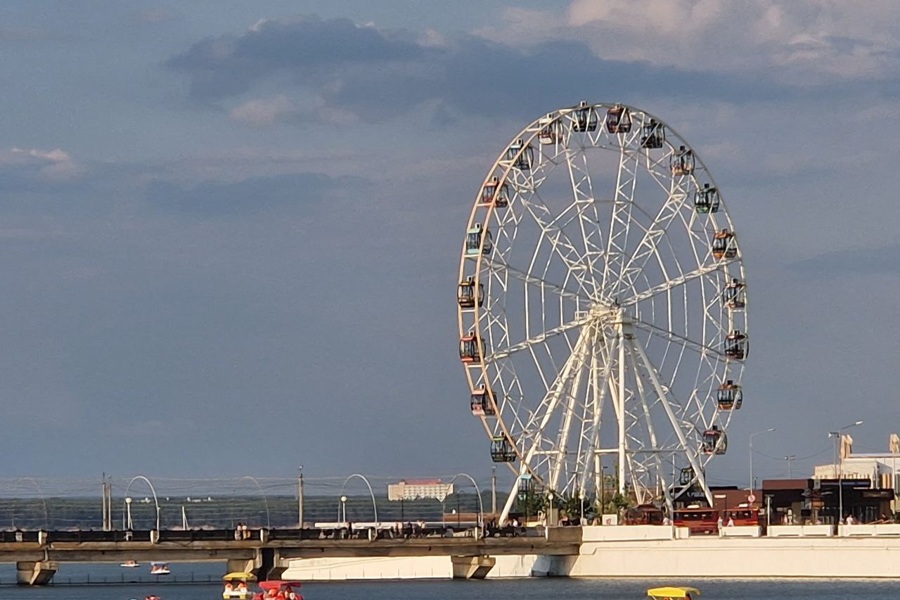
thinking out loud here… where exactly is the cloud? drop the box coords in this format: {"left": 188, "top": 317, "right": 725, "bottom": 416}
{"left": 229, "top": 95, "right": 295, "bottom": 126}
{"left": 167, "top": 15, "right": 427, "bottom": 100}
{"left": 3, "top": 147, "right": 82, "bottom": 179}
{"left": 168, "top": 15, "right": 804, "bottom": 125}
{"left": 538, "top": 0, "right": 900, "bottom": 85}
{"left": 0, "top": 147, "right": 86, "bottom": 193}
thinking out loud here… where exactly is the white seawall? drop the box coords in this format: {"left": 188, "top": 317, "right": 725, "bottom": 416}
{"left": 283, "top": 554, "right": 541, "bottom": 581}
{"left": 282, "top": 524, "right": 900, "bottom": 580}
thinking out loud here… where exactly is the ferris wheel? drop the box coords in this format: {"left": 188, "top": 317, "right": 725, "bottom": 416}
{"left": 456, "top": 102, "right": 748, "bottom": 522}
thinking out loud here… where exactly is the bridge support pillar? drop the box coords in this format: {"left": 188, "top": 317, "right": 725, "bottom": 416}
{"left": 227, "top": 558, "right": 256, "bottom": 575}
{"left": 450, "top": 555, "right": 495, "bottom": 579}
{"left": 16, "top": 561, "right": 58, "bottom": 586}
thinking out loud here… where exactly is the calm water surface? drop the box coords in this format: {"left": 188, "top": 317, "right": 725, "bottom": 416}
{"left": 0, "top": 563, "right": 899, "bottom": 600}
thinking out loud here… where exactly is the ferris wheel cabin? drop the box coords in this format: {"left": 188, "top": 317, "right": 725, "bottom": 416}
{"left": 723, "top": 278, "right": 746, "bottom": 309}
{"left": 701, "top": 425, "right": 728, "bottom": 455}
{"left": 470, "top": 387, "right": 497, "bottom": 416}
{"left": 606, "top": 105, "right": 632, "bottom": 133}
{"left": 640, "top": 119, "right": 666, "bottom": 149}
{"left": 538, "top": 114, "right": 560, "bottom": 145}
{"left": 694, "top": 183, "right": 720, "bottom": 213}
{"left": 457, "top": 276, "right": 484, "bottom": 309}
{"left": 459, "top": 332, "right": 484, "bottom": 363}
{"left": 670, "top": 145, "right": 695, "bottom": 176}
{"left": 724, "top": 330, "right": 747, "bottom": 360}
{"left": 481, "top": 176, "right": 509, "bottom": 207}
{"left": 572, "top": 100, "right": 598, "bottom": 132}
{"left": 505, "top": 139, "right": 533, "bottom": 171}
{"left": 712, "top": 229, "right": 737, "bottom": 260}
{"left": 717, "top": 380, "right": 743, "bottom": 410}
{"left": 465, "top": 223, "right": 493, "bottom": 256}
{"left": 490, "top": 436, "right": 516, "bottom": 463}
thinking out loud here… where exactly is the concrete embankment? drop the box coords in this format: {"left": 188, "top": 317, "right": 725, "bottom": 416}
{"left": 282, "top": 524, "right": 900, "bottom": 580}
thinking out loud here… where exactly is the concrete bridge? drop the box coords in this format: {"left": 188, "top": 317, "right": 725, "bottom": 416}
{"left": 0, "top": 526, "right": 582, "bottom": 584}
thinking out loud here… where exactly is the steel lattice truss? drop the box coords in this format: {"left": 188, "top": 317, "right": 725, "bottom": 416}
{"left": 456, "top": 103, "right": 748, "bottom": 521}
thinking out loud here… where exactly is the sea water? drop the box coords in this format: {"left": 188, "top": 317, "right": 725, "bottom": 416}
{"left": 0, "top": 563, "right": 899, "bottom": 600}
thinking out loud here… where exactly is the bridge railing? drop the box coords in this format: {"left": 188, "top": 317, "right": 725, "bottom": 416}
{"left": 0, "top": 474, "right": 495, "bottom": 531}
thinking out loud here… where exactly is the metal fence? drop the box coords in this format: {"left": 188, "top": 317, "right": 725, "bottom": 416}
{"left": 0, "top": 473, "right": 500, "bottom": 531}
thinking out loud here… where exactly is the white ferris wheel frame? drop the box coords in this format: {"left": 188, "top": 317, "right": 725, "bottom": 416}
{"left": 456, "top": 102, "right": 748, "bottom": 524}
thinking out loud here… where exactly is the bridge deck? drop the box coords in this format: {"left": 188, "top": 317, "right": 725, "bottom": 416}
{"left": 0, "top": 528, "right": 580, "bottom": 563}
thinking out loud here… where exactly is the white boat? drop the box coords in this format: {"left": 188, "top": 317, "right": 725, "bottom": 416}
{"left": 150, "top": 562, "right": 170, "bottom": 575}
{"left": 120, "top": 559, "right": 140, "bottom": 568}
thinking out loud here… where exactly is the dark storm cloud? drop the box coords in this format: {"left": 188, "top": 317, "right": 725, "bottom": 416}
{"left": 166, "top": 16, "right": 428, "bottom": 100}
{"left": 144, "top": 172, "right": 363, "bottom": 216}
{"left": 788, "top": 244, "right": 900, "bottom": 279}
{"left": 167, "top": 16, "right": 810, "bottom": 124}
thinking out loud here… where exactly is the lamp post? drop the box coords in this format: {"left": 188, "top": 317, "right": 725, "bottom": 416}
{"left": 829, "top": 420, "right": 863, "bottom": 525}
{"left": 784, "top": 455, "right": 796, "bottom": 478}
{"left": 578, "top": 491, "right": 585, "bottom": 526}
{"left": 749, "top": 428, "right": 775, "bottom": 501}
{"left": 600, "top": 465, "right": 607, "bottom": 516}
{"left": 297, "top": 466, "right": 304, "bottom": 528}
{"left": 124, "top": 497, "right": 133, "bottom": 530}
{"left": 339, "top": 495, "right": 347, "bottom": 523}
{"left": 547, "top": 492, "right": 555, "bottom": 527}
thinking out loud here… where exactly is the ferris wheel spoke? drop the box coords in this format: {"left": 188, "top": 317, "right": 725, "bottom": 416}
{"left": 601, "top": 148, "right": 640, "bottom": 302}
{"left": 487, "top": 313, "right": 591, "bottom": 364}
{"left": 631, "top": 318, "right": 720, "bottom": 360}
{"left": 608, "top": 173, "right": 692, "bottom": 300}
{"left": 620, "top": 262, "right": 723, "bottom": 308}
{"left": 505, "top": 144, "right": 602, "bottom": 301}
{"left": 483, "top": 257, "right": 586, "bottom": 303}
{"left": 519, "top": 194, "right": 601, "bottom": 299}
{"left": 564, "top": 145, "right": 608, "bottom": 295}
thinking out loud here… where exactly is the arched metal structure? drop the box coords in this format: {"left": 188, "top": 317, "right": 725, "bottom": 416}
{"left": 123, "top": 475, "right": 161, "bottom": 532}
{"left": 457, "top": 102, "right": 748, "bottom": 523}
{"left": 339, "top": 474, "right": 379, "bottom": 524}
{"left": 236, "top": 475, "right": 271, "bottom": 529}
{"left": 448, "top": 473, "right": 484, "bottom": 527}
{"left": 16, "top": 477, "right": 49, "bottom": 530}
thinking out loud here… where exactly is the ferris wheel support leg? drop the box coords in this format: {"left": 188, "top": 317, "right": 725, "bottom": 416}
{"left": 630, "top": 333, "right": 713, "bottom": 507}
{"left": 498, "top": 469, "right": 527, "bottom": 526}
{"left": 616, "top": 315, "right": 627, "bottom": 496}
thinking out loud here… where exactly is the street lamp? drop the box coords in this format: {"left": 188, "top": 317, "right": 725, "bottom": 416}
{"left": 297, "top": 466, "right": 304, "bottom": 528}
{"left": 829, "top": 420, "right": 863, "bottom": 525}
{"left": 124, "top": 497, "right": 133, "bottom": 530}
{"left": 340, "top": 495, "right": 348, "bottom": 523}
{"left": 749, "top": 428, "right": 776, "bottom": 500}
{"left": 784, "top": 455, "right": 797, "bottom": 478}
{"left": 578, "top": 491, "right": 585, "bottom": 526}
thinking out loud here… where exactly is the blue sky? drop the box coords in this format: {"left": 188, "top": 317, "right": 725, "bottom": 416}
{"left": 2, "top": 1, "right": 900, "bottom": 489}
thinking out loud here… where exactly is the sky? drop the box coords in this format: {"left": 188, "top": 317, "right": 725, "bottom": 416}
{"left": 2, "top": 0, "right": 900, "bottom": 492}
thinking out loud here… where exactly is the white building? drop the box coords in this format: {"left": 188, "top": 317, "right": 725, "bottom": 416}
{"left": 813, "top": 433, "right": 900, "bottom": 497}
